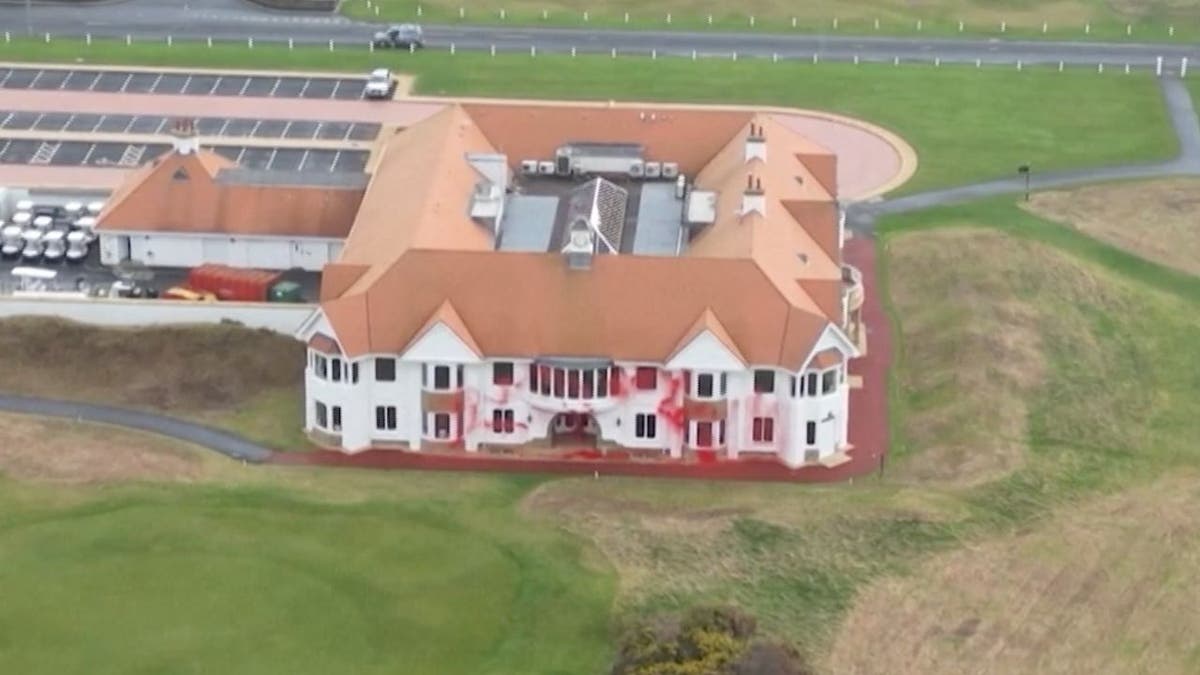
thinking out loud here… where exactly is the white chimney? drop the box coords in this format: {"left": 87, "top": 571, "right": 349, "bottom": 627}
{"left": 170, "top": 117, "right": 200, "bottom": 155}
{"left": 744, "top": 122, "right": 766, "bottom": 164}
{"left": 741, "top": 175, "right": 765, "bottom": 218}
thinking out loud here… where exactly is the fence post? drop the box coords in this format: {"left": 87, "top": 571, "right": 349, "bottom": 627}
{"left": 749, "top": 15, "right": 755, "bottom": 27}
{"left": 288, "top": 38, "right": 294, "bottom": 50}
{"left": 853, "top": 54, "right": 859, "bottom": 65}
{"left": 1126, "top": 24, "right": 1132, "bottom": 36}
{"left": 1098, "top": 63, "right": 1104, "bottom": 73}
{"left": 1182, "top": 57, "right": 1189, "bottom": 78}
{"left": 611, "top": 47, "right": 617, "bottom": 58}
{"left": 1042, "top": 22, "right": 1047, "bottom": 33}
{"left": 207, "top": 36, "right": 213, "bottom": 48}
{"left": 812, "top": 53, "right": 818, "bottom": 64}
{"left": 247, "top": 37, "right": 253, "bottom": 49}
{"left": 459, "top": 6, "right": 464, "bottom": 19}
{"left": 935, "top": 57, "right": 940, "bottom": 67}
{"left": 1124, "top": 63, "right": 1130, "bottom": 74}
{"left": 1058, "top": 61, "right": 1064, "bottom": 72}
{"left": 732, "top": 51, "right": 737, "bottom": 61}
{"left": 893, "top": 56, "right": 899, "bottom": 66}
{"left": 44, "top": 32, "right": 50, "bottom": 43}
{"left": 126, "top": 34, "right": 132, "bottom": 46}
{"left": 1000, "top": 21, "right": 1006, "bottom": 32}
{"left": 651, "top": 48, "right": 656, "bottom": 59}
{"left": 417, "top": 5, "right": 423, "bottom": 16}
{"left": 85, "top": 33, "right": 91, "bottom": 45}
{"left": 792, "top": 17, "right": 797, "bottom": 28}
{"left": 1169, "top": 25, "right": 1174, "bottom": 37}
{"left": 873, "top": 18, "right": 879, "bottom": 30}
{"left": 166, "top": 35, "right": 172, "bottom": 47}
{"left": 450, "top": 43, "right": 455, "bottom": 54}
{"left": 490, "top": 44, "right": 496, "bottom": 57}
{"left": 571, "top": 46, "right": 576, "bottom": 57}
{"left": 958, "top": 20, "right": 964, "bottom": 32}
{"left": 833, "top": 18, "right": 838, "bottom": 30}
{"left": 1085, "top": 23, "right": 1091, "bottom": 34}
{"left": 583, "top": 10, "right": 588, "bottom": 21}
{"left": 499, "top": 9, "right": 505, "bottom": 19}
{"left": 692, "top": 49, "right": 697, "bottom": 60}
{"left": 975, "top": 58, "right": 981, "bottom": 68}
{"left": 1016, "top": 60, "right": 1022, "bottom": 70}
{"left": 530, "top": 45, "right": 535, "bottom": 57}
{"left": 916, "top": 19, "right": 922, "bottom": 31}
{"left": 1156, "top": 55, "right": 1163, "bottom": 76}
{"left": 328, "top": 39, "right": 334, "bottom": 51}
{"left": 666, "top": 13, "right": 671, "bottom": 24}
{"left": 772, "top": 53, "right": 778, "bottom": 63}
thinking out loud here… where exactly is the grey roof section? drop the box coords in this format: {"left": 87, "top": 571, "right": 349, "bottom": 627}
{"left": 565, "top": 178, "right": 627, "bottom": 253}
{"left": 498, "top": 195, "right": 559, "bottom": 252}
{"left": 214, "top": 168, "right": 369, "bottom": 188}
{"left": 632, "top": 183, "right": 684, "bottom": 256}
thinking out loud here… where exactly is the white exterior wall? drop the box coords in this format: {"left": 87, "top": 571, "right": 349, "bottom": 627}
{"left": 297, "top": 320, "right": 855, "bottom": 466}
{"left": 0, "top": 295, "right": 313, "bottom": 334}
{"left": 101, "top": 231, "right": 343, "bottom": 272}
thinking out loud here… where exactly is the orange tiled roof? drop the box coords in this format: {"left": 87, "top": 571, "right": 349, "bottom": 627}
{"left": 312, "top": 102, "right": 847, "bottom": 369}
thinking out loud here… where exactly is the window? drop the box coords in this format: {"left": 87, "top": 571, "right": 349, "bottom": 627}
{"left": 492, "top": 408, "right": 515, "bottom": 434}
{"left": 331, "top": 358, "right": 343, "bottom": 382}
{"left": 610, "top": 367, "right": 623, "bottom": 395}
{"left": 553, "top": 368, "right": 565, "bottom": 398}
{"left": 350, "top": 363, "right": 359, "bottom": 384}
{"left": 529, "top": 364, "right": 539, "bottom": 391}
{"left": 568, "top": 370, "right": 580, "bottom": 399}
{"left": 806, "top": 373, "right": 818, "bottom": 397}
{"left": 315, "top": 401, "right": 328, "bottom": 429}
{"left": 540, "top": 365, "right": 552, "bottom": 396}
{"left": 582, "top": 370, "right": 594, "bottom": 399}
{"left": 635, "top": 367, "right": 658, "bottom": 390}
{"left": 332, "top": 406, "right": 342, "bottom": 432}
{"left": 752, "top": 417, "right": 775, "bottom": 443}
{"left": 375, "top": 406, "right": 397, "bottom": 430}
{"left": 433, "top": 413, "right": 452, "bottom": 439}
{"left": 806, "top": 421, "right": 816, "bottom": 446}
{"left": 822, "top": 370, "right": 837, "bottom": 394}
{"left": 433, "top": 365, "right": 451, "bottom": 390}
{"left": 314, "top": 355, "right": 328, "bottom": 379}
{"left": 696, "top": 373, "right": 714, "bottom": 398}
{"left": 753, "top": 370, "right": 775, "bottom": 394}
{"left": 634, "top": 413, "right": 657, "bottom": 439}
{"left": 790, "top": 375, "right": 798, "bottom": 397}
{"left": 493, "top": 361, "right": 514, "bottom": 385}
{"left": 375, "top": 358, "right": 396, "bottom": 382}
{"left": 597, "top": 369, "right": 609, "bottom": 398}
{"left": 695, "top": 421, "right": 714, "bottom": 448}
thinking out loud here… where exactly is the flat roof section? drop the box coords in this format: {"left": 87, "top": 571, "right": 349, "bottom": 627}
{"left": 0, "top": 111, "right": 380, "bottom": 142}
{"left": 498, "top": 195, "right": 559, "bottom": 252}
{"left": 632, "top": 183, "right": 685, "bottom": 256}
{"left": 0, "top": 138, "right": 368, "bottom": 173}
{"left": 0, "top": 67, "right": 369, "bottom": 101}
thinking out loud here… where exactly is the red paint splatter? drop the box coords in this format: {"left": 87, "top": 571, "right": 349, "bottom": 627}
{"left": 656, "top": 371, "right": 686, "bottom": 433}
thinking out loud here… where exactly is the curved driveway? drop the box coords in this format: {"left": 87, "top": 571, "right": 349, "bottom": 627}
{"left": 0, "top": 394, "right": 273, "bottom": 462}
{"left": 1, "top": 0, "right": 1199, "bottom": 68}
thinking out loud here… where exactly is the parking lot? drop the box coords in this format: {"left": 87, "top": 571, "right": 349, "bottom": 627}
{"left": 0, "top": 67, "right": 370, "bottom": 100}
{"left": 0, "top": 139, "right": 369, "bottom": 172}
{"left": 0, "top": 111, "right": 380, "bottom": 142}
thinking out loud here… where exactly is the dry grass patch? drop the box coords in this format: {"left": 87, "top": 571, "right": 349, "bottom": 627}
{"left": 0, "top": 413, "right": 203, "bottom": 485}
{"left": 1024, "top": 178, "right": 1200, "bottom": 278}
{"left": 827, "top": 474, "right": 1200, "bottom": 675}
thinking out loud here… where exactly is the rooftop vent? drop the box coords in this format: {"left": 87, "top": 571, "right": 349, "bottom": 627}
{"left": 169, "top": 117, "right": 200, "bottom": 156}
{"left": 562, "top": 217, "right": 594, "bottom": 270}
{"left": 745, "top": 122, "right": 766, "bottom": 164}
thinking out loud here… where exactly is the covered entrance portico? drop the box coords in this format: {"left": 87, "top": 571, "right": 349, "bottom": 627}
{"left": 549, "top": 412, "right": 599, "bottom": 447}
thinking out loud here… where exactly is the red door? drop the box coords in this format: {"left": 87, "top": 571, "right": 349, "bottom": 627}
{"left": 695, "top": 422, "right": 713, "bottom": 448}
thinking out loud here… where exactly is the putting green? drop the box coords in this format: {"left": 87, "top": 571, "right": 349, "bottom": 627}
{"left": 0, "top": 489, "right": 612, "bottom": 675}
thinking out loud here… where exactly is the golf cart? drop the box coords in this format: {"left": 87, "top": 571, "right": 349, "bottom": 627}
{"left": 20, "top": 230, "right": 44, "bottom": 262}
{"left": 42, "top": 230, "right": 66, "bottom": 264}
{"left": 0, "top": 224, "right": 22, "bottom": 258}
{"left": 65, "top": 230, "right": 89, "bottom": 263}
{"left": 371, "top": 23, "right": 424, "bottom": 49}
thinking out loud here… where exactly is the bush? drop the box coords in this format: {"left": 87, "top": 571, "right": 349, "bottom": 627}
{"left": 611, "top": 606, "right": 812, "bottom": 675}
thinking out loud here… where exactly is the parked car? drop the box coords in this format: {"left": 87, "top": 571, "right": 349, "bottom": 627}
{"left": 371, "top": 23, "right": 424, "bottom": 49}
{"left": 1, "top": 225, "right": 22, "bottom": 258}
{"left": 363, "top": 68, "right": 396, "bottom": 100}
{"left": 41, "top": 230, "right": 66, "bottom": 264}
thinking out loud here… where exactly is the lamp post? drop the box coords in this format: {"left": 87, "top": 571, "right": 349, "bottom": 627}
{"left": 1017, "top": 164, "right": 1031, "bottom": 201}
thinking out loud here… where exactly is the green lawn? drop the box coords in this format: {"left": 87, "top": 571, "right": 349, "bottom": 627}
{"left": 0, "top": 473, "right": 613, "bottom": 675}
{"left": 343, "top": 0, "right": 1200, "bottom": 43}
{"left": 0, "top": 40, "right": 1177, "bottom": 193}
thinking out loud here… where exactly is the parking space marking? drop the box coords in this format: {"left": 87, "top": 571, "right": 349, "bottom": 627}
{"left": 153, "top": 117, "right": 169, "bottom": 135}
{"left": 238, "top": 77, "right": 252, "bottom": 97}
{"left": 0, "top": 70, "right": 11, "bottom": 88}
{"left": 85, "top": 72, "right": 102, "bottom": 91}
{"left": 265, "top": 147, "right": 279, "bottom": 170}
{"left": 58, "top": 114, "right": 74, "bottom": 132}
{"left": 28, "top": 70, "right": 44, "bottom": 88}
{"left": 297, "top": 149, "right": 310, "bottom": 171}
{"left": 81, "top": 144, "right": 97, "bottom": 166}
{"left": 329, "top": 150, "right": 341, "bottom": 173}
{"left": 147, "top": 73, "right": 162, "bottom": 93}
{"left": 118, "top": 72, "right": 132, "bottom": 93}
{"left": 298, "top": 79, "right": 311, "bottom": 98}
{"left": 120, "top": 116, "right": 135, "bottom": 134}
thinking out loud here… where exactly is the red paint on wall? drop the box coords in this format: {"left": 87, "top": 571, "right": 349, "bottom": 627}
{"left": 656, "top": 371, "right": 686, "bottom": 433}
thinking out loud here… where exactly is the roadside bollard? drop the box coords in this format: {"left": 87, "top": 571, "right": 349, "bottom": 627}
{"left": 207, "top": 36, "right": 213, "bottom": 48}
{"left": 166, "top": 35, "right": 172, "bottom": 47}
{"left": 247, "top": 37, "right": 254, "bottom": 49}
{"left": 288, "top": 38, "right": 294, "bottom": 50}
{"left": 329, "top": 39, "right": 335, "bottom": 51}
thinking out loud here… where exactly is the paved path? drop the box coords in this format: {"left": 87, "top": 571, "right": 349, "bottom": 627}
{"left": 846, "top": 75, "right": 1200, "bottom": 228}
{"left": 0, "top": 0, "right": 1198, "bottom": 69}
{"left": 0, "top": 394, "right": 273, "bottom": 462}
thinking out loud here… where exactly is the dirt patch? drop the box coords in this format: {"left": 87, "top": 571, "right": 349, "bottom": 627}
{"left": 0, "top": 413, "right": 202, "bottom": 485}
{"left": 0, "top": 317, "right": 303, "bottom": 412}
{"left": 1023, "top": 178, "right": 1200, "bottom": 277}
{"left": 827, "top": 475, "right": 1200, "bottom": 675}
{"left": 886, "top": 228, "right": 1050, "bottom": 486}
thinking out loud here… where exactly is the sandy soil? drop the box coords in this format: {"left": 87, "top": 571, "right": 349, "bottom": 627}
{"left": 827, "top": 475, "right": 1200, "bottom": 675}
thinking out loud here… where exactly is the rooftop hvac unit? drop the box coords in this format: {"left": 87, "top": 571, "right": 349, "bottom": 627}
{"left": 662, "top": 162, "right": 680, "bottom": 179}
{"left": 520, "top": 159, "right": 539, "bottom": 175}
{"left": 628, "top": 160, "right": 645, "bottom": 178}
{"left": 538, "top": 161, "right": 556, "bottom": 176}
{"left": 644, "top": 162, "right": 662, "bottom": 179}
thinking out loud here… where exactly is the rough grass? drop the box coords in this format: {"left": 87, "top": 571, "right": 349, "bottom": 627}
{"left": 827, "top": 474, "right": 1200, "bottom": 675}
{"left": 1023, "top": 178, "right": 1200, "bottom": 277}
{"left": 345, "top": 0, "right": 1200, "bottom": 41}
{"left": 0, "top": 40, "right": 1178, "bottom": 193}
{"left": 0, "top": 317, "right": 308, "bottom": 449}
{"left": 0, "top": 464, "right": 614, "bottom": 675}
{"left": 524, "top": 197, "right": 1200, "bottom": 667}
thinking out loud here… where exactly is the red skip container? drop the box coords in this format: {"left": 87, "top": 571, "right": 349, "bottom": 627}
{"left": 186, "top": 264, "right": 282, "bottom": 302}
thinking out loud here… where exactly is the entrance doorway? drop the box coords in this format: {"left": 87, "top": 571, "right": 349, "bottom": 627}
{"left": 550, "top": 412, "right": 598, "bottom": 447}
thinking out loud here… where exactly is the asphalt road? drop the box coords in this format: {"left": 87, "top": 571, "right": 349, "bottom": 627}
{"left": 2, "top": 0, "right": 1199, "bottom": 68}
